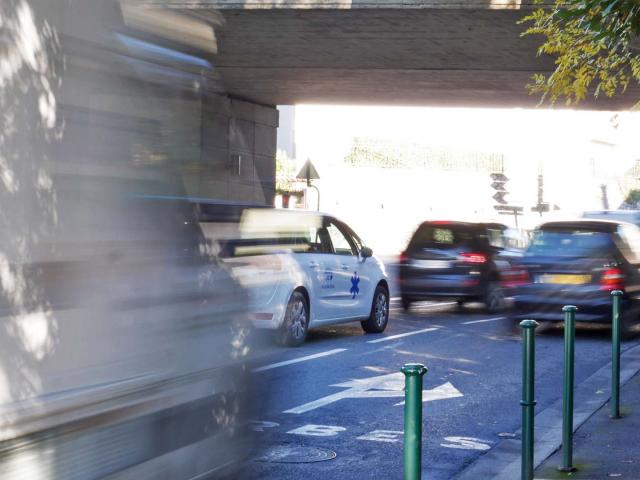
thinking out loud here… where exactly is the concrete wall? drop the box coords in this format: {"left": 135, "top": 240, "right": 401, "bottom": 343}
{"left": 196, "top": 95, "right": 278, "bottom": 205}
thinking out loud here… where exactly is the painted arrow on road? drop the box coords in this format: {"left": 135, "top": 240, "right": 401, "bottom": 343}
{"left": 284, "top": 372, "right": 463, "bottom": 414}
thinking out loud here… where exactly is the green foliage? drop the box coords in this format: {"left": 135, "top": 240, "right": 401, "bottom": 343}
{"left": 275, "top": 150, "right": 302, "bottom": 194}
{"left": 520, "top": 0, "right": 640, "bottom": 106}
{"left": 623, "top": 188, "right": 640, "bottom": 208}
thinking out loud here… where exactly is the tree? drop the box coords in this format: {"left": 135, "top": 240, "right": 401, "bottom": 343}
{"left": 520, "top": 0, "right": 640, "bottom": 106}
{"left": 275, "top": 149, "right": 302, "bottom": 194}
{"left": 621, "top": 187, "right": 640, "bottom": 208}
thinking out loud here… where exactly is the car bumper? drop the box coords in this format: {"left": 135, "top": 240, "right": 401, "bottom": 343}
{"left": 513, "top": 292, "right": 630, "bottom": 323}
{"left": 399, "top": 270, "right": 488, "bottom": 298}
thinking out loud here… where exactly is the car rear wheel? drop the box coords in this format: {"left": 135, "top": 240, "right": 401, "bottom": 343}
{"left": 401, "top": 295, "right": 412, "bottom": 311}
{"left": 484, "top": 281, "right": 506, "bottom": 314}
{"left": 279, "top": 291, "right": 309, "bottom": 347}
{"left": 362, "top": 285, "right": 389, "bottom": 333}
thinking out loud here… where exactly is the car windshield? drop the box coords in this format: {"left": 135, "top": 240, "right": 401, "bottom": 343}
{"left": 409, "top": 223, "right": 475, "bottom": 250}
{"left": 525, "top": 229, "right": 614, "bottom": 257}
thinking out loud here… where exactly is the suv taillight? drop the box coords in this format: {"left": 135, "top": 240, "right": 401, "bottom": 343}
{"left": 399, "top": 251, "right": 410, "bottom": 263}
{"left": 600, "top": 267, "right": 625, "bottom": 291}
{"left": 459, "top": 252, "right": 487, "bottom": 264}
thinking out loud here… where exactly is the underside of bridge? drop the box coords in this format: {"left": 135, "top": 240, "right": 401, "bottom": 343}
{"left": 170, "top": 1, "right": 640, "bottom": 109}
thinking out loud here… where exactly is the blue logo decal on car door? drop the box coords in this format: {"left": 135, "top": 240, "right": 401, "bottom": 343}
{"left": 350, "top": 272, "right": 360, "bottom": 299}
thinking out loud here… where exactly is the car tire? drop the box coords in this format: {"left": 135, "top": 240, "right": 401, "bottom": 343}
{"left": 401, "top": 295, "right": 412, "bottom": 311}
{"left": 362, "top": 285, "right": 390, "bottom": 334}
{"left": 279, "top": 291, "right": 309, "bottom": 347}
{"left": 484, "top": 281, "right": 506, "bottom": 314}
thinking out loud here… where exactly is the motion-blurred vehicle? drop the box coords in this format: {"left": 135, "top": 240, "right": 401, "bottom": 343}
{"left": 0, "top": 1, "right": 261, "bottom": 478}
{"left": 220, "top": 209, "right": 390, "bottom": 346}
{"left": 511, "top": 220, "right": 640, "bottom": 336}
{"left": 582, "top": 210, "right": 640, "bottom": 227}
{"left": 398, "top": 221, "right": 522, "bottom": 313}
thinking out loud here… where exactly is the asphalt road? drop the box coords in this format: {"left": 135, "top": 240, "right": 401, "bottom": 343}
{"left": 244, "top": 296, "right": 639, "bottom": 480}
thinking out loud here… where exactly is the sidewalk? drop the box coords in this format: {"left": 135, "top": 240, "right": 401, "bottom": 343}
{"left": 453, "top": 344, "right": 640, "bottom": 480}
{"left": 535, "top": 372, "right": 640, "bottom": 479}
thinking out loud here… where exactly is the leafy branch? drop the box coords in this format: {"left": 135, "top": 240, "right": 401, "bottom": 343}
{"left": 520, "top": 0, "right": 640, "bottom": 106}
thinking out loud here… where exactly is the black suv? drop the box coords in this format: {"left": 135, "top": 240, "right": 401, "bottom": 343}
{"left": 399, "top": 221, "right": 520, "bottom": 313}
{"left": 512, "top": 220, "right": 640, "bottom": 335}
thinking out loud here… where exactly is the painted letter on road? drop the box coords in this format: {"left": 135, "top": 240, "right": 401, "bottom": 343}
{"left": 287, "top": 424, "right": 346, "bottom": 437}
{"left": 357, "top": 430, "right": 404, "bottom": 443}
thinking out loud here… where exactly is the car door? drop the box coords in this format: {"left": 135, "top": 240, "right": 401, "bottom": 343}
{"left": 323, "top": 219, "right": 370, "bottom": 320}
{"left": 298, "top": 223, "right": 334, "bottom": 323}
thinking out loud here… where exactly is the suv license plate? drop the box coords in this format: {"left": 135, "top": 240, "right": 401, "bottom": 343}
{"left": 536, "top": 274, "right": 592, "bottom": 285}
{"left": 413, "top": 260, "right": 451, "bottom": 269}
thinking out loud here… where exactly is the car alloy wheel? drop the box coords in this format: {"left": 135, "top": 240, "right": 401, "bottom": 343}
{"left": 374, "top": 290, "right": 388, "bottom": 327}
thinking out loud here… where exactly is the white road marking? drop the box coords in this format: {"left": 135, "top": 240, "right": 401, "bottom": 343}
{"left": 440, "top": 436, "right": 492, "bottom": 451}
{"left": 252, "top": 348, "right": 347, "bottom": 373}
{"left": 287, "top": 424, "right": 346, "bottom": 437}
{"left": 462, "top": 317, "right": 505, "bottom": 325}
{"left": 357, "top": 430, "right": 404, "bottom": 443}
{"left": 393, "top": 381, "right": 464, "bottom": 406}
{"left": 250, "top": 421, "right": 279, "bottom": 432}
{"left": 367, "top": 327, "right": 438, "bottom": 344}
{"left": 284, "top": 372, "right": 462, "bottom": 414}
{"left": 391, "top": 296, "right": 401, "bottom": 302}
{"left": 390, "top": 301, "right": 457, "bottom": 312}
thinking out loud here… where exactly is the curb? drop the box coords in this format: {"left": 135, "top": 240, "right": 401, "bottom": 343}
{"left": 451, "top": 343, "right": 640, "bottom": 480}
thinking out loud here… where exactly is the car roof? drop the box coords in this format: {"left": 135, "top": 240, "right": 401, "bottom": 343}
{"left": 538, "top": 219, "right": 626, "bottom": 233}
{"left": 583, "top": 210, "right": 640, "bottom": 216}
{"left": 582, "top": 210, "right": 640, "bottom": 223}
{"left": 418, "top": 220, "right": 508, "bottom": 229}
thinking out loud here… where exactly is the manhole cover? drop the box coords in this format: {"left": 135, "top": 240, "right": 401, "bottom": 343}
{"left": 254, "top": 445, "right": 337, "bottom": 463}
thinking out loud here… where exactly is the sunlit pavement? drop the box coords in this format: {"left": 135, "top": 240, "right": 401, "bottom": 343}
{"left": 245, "top": 300, "right": 640, "bottom": 480}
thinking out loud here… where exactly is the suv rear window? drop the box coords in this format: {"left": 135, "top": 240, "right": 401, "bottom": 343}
{"left": 409, "top": 223, "right": 475, "bottom": 250}
{"left": 526, "top": 229, "right": 614, "bottom": 257}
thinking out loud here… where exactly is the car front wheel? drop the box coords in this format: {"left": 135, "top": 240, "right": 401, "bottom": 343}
{"left": 362, "top": 285, "right": 389, "bottom": 334}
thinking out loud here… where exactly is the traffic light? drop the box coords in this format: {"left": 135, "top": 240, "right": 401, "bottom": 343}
{"left": 490, "top": 172, "right": 508, "bottom": 205}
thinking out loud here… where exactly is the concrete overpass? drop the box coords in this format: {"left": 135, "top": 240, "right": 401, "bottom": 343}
{"left": 119, "top": 0, "right": 639, "bottom": 207}
{"left": 159, "top": 0, "right": 640, "bottom": 109}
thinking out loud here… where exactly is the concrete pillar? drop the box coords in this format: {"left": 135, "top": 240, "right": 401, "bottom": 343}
{"left": 199, "top": 95, "right": 278, "bottom": 206}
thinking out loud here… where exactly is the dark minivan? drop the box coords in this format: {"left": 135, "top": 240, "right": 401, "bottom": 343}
{"left": 399, "top": 221, "right": 520, "bottom": 313}
{"left": 512, "top": 220, "right": 640, "bottom": 335}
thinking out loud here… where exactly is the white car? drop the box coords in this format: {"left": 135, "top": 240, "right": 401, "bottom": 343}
{"left": 221, "top": 209, "right": 390, "bottom": 346}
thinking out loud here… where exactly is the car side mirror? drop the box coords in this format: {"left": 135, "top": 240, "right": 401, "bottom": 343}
{"left": 361, "top": 246, "right": 373, "bottom": 258}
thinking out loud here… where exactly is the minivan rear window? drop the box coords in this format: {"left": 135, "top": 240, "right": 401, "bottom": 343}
{"left": 526, "top": 229, "right": 614, "bottom": 257}
{"left": 409, "top": 224, "right": 474, "bottom": 249}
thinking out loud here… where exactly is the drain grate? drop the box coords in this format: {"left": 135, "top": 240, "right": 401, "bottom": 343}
{"left": 254, "top": 445, "right": 337, "bottom": 464}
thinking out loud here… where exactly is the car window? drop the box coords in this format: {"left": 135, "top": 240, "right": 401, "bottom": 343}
{"left": 327, "top": 222, "right": 356, "bottom": 255}
{"left": 525, "top": 229, "right": 615, "bottom": 257}
{"left": 340, "top": 223, "right": 364, "bottom": 255}
{"left": 409, "top": 223, "right": 474, "bottom": 250}
{"left": 486, "top": 227, "right": 505, "bottom": 249}
{"left": 220, "top": 224, "right": 332, "bottom": 257}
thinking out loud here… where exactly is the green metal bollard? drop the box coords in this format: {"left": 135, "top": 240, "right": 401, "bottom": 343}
{"left": 611, "top": 290, "right": 623, "bottom": 419}
{"left": 520, "top": 319, "right": 538, "bottom": 480}
{"left": 401, "top": 363, "right": 428, "bottom": 480}
{"left": 559, "top": 305, "right": 577, "bottom": 473}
